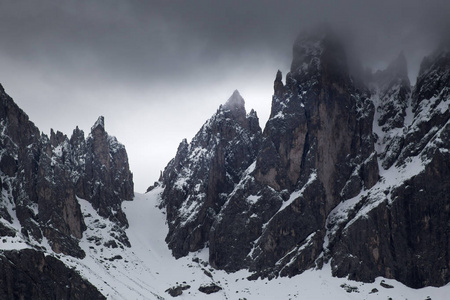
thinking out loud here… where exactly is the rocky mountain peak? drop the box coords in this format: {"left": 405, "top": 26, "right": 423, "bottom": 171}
{"left": 373, "top": 52, "right": 412, "bottom": 148}
{"left": 291, "top": 31, "right": 325, "bottom": 74}
{"left": 91, "top": 115, "right": 105, "bottom": 132}
{"left": 274, "top": 70, "right": 284, "bottom": 97}
{"left": 2, "top": 21, "right": 450, "bottom": 297}
{"left": 332, "top": 42, "right": 450, "bottom": 288}
{"left": 223, "top": 89, "right": 245, "bottom": 110}
{"left": 159, "top": 91, "right": 262, "bottom": 258}
{"left": 70, "top": 126, "right": 85, "bottom": 144}
{"left": 418, "top": 44, "right": 449, "bottom": 77}
{"left": 0, "top": 88, "right": 134, "bottom": 260}
{"left": 49, "top": 129, "right": 67, "bottom": 147}
{"left": 221, "top": 90, "right": 247, "bottom": 125}
{"left": 196, "top": 29, "right": 378, "bottom": 275}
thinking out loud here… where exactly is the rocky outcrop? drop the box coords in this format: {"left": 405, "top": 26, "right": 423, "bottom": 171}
{"left": 0, "top": 86, "right": 85, "bottom": 257}
{"left": 198, "top": 283, "right": 222, "bottom": 294}
{"left": 72, "top": 117, "right": 134, "bottom": 229}
{"left": 34, "top": 131, "right": 86, "bottom": 258}
{"left": 1, "top": 83, "right": 43, "bottom": 246}
{"left": 160, "top": 90, "right": 262, "bottom": 257}
{"left": 0, "top": 249, "right": 105, "bottom": 299}
{"left": 0, "top": 83, "right": 134, "bottom": 255}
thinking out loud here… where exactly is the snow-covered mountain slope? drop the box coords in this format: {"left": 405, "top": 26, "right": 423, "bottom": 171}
{"left": 3, "top": 187, "right": 449, "bottom": 299}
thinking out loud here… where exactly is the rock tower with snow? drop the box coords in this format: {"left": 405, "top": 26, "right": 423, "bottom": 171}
{"left": 156, "top": 30, "right": 450, "bottom": 288}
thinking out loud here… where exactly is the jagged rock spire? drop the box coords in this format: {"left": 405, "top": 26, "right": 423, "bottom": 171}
{"left": 222, "top": 90, "right": 247, "bottom": 125}
{"left": 274, "top": 70, "right": 284, "bottom": 97}
{"left": 223, "top": 90, "right": 245, "bottom": 110}
{"left": 91, "top": 116, "right": 105, "bottom": 131}
{"left": 159, "top": 91, "right": 262, "bottom": 258}
{"left": 210, "top": 27, "right": 378, "bottom": 274}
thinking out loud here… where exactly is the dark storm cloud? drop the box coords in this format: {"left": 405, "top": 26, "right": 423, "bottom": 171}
{"left": 1, "top": 0, "right": 449, "bottom": 85}
{"left": 129, "top": 0, "right": 450, "bottom": 76}
{"left": 1, "top": 0, "right": 449, "bottom": 192}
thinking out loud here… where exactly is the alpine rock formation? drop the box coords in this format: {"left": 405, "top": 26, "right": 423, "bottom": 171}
{"left": 1, "top": 26, "right": 449, "bottom": 299}
{"left": 0, "top": 83, "right": 133, "bottom": 298}
{"left": 158, "top": 90, "right": 262, "bottom": 258}
{"left": 157, "top": 29, "right": 450, "bottom": 289}
{"left": 328, "top": 44, "right": 450, "bottom": 288}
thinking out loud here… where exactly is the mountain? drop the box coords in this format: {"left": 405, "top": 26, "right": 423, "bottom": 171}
{"left": 1, "top": 28, "right": 449, "bottom": 299}
{"left": 0, "top": 84, "right": 133, "bottom": 298}
{"left": 329, "top": 46, "right": 450, "bottom": 288}
{"left": 158, "top": 90, "right": 262, "bottom": 258}
{"left": 156, "top": 30, "right": 450, "bottom": 289}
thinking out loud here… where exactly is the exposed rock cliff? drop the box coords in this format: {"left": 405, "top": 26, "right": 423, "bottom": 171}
{"left": 156, "top": 30, "right": 450, "bottom": 288}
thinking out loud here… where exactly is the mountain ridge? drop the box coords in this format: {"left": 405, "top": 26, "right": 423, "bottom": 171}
{"left": 0, "top": 28, "right": 449, "bottom": 298}
{"left": 156, "top": 29, "right": 450, "bottom": 289}
{"left": 0, "top": 84, "right": 133, "bottom": 298}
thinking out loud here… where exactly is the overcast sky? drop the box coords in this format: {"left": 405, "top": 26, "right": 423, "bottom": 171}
{"left": 0, "top": 0, "right": 449, "bottom": 192}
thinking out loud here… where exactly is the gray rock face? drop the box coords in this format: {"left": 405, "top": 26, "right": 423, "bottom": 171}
{"left": 157, "top": 31, "right": 450, "bottom": 288}
{"left": 0, "top": 249, "right": 105, "bottom": 299}
{"left": 331, "top": 151, "right": 450, "bottom": 288}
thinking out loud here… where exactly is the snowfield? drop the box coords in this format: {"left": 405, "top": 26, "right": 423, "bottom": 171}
{"left": 56, "top": 188, "right": 450, "bottom": 299}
